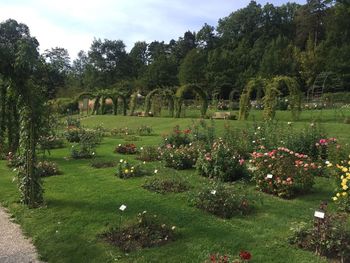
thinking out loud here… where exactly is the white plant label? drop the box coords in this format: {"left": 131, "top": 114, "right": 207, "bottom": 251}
{"left": 314, "top": 211, "right": 325, "bottom": 219}
{"left": 266, "top": 174, "right": 273, "bottom": 179}
{"left": 119, "top": 204, "right": 127, "bottom": 211}
{"left": 210, "top": 190, "right": 216, "bottom": 195}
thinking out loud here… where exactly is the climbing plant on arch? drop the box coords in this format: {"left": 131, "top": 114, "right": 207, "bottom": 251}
{"left": 263, "top": 76, "right": 302, "bottom": 120}
{"left": 174, "top": 84, "right": 208, "bottom": 118}
{"left": 144, "top": 88, "right": 175, "bottom": 117}
{"left": 238, "top": 77, "right": 267, "bottom": 120}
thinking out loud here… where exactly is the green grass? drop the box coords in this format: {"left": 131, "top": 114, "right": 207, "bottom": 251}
{"left": 1, "top": 113, "right": 349, "bottom": 262}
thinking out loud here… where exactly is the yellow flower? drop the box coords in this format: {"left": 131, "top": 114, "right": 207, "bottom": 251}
{"left": 332, "top": 196, "right": 338, "bottom": 201}
{"left": 342, "top": 192, "right": 348, "bottom": 196}
{"left": 343, "top": 167, "right": 349, "bottom": 172}
{"left": 125, "top": 169, "right": 129, "bottom": 174}
{"left": 336, "top": 193, "right": 341, "bottom": 197}
{"left": 342, "top": 185, "right": 348, "bottom": 191}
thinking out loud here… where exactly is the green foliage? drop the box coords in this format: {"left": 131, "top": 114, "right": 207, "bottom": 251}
{"left": 160, "top": 144, "right": 199, "bottom": 170}
{"left": 162, "top": 125, "right": 192, "bottom": 147}
{"left": 137, "top": 146, "right": 160, "bottom": 162}
{"left": 175, "top": 84, "right": 208, "bottom": 118}
{"left": 196, "top": 139, "right": 247, "bottom": 182}
{"left": 263, "top": 76, "right": 302, "bottom": 121}
{"left": 289, "top": 207, "right": 350, "bottom": 262}
{"left": 143, "top": 176, "right": 190, "bottom": 194}
{"left": 102, "top": 211, "right": 176, "bottom": 252}
{"left": 70, "top": 129, "right": 102, "bottom": 159}
{"left": 178, "top": 48, "right": 207, "bottom": 85}
{"left": 190, "top": 183, "right": 253, "bottom": 218}
{"left": 36, "top": 161, "right": 61, "bottom": 177}
{"left": 114, "top": 143, "right": 138, "bottom": 155}
{"left": 238, "top": 77, "right": 266, "bottom": 120}
{"left": 115, "top": 159, "right": 145, "bottom": 179}
{"left": 251, "top": 147, "right": 318, "bottom": 198}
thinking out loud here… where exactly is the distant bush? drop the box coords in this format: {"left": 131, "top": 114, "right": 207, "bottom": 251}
{"left": 50, "top": 98, "right": 79, "bottom": 115}
{"left": 36, "top": 161, "right": 61, "bottom": 177}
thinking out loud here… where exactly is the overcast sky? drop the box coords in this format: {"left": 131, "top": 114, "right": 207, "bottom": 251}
{"left": 0, "top": 0, "right": 305, "bottom": 60}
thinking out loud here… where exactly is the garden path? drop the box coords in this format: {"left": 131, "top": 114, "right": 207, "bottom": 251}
{"left": 0, "top": 206, "right": 42, "bottom": 263}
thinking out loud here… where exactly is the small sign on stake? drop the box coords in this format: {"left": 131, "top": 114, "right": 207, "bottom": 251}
{"left": 266, "top": 174, "right": 273, "bottom": 179}
{"left": 314, "top": 210, "right": 325, "bottom": 219}
{"left": 119, "top": 204, "right": 127, "bottom": 211}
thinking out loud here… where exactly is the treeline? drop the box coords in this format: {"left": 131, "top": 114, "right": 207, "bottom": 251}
{"left": 6, "top": 0, "right": 350, "bottom": 99}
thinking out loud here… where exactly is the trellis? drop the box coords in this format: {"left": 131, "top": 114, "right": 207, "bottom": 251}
{"left": 174, "top": 84, "right": 208, "bottom": 118}
{"left": 144, "top": 88, "right": 175, "bottom": 117}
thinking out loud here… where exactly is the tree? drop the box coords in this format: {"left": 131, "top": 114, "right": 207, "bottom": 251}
{"left": 43, "top": 47, "right": 71, "bottom": 98}
{"left": 129, "top": 41, "right": 148, "bottom": 78}
{"left": 178, "top": 49, "right": 207, "bottom": 85}
{"left": 197, "top": 23, "right": 217, "bottom": 50}
{"left": 0, "top": 19, "right": 45, "bottom": 207}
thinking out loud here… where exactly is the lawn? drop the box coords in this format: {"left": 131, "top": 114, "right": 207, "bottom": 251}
{"left": 0, "top": 112, "right": 349, "bottom": 263}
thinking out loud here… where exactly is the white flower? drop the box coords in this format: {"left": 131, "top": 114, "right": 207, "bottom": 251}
{"left": 266, "top": 174, "right": 273, "bottom": 179}
{"left": 143, "top": 161, "right": 146, "bottom": 164}
{"left": 154, "top": 169, "right": 158, "bottom": 174}
{"left": 140, "top": 147, "right": 143, "bottom": 150}
{"left": 119, "top": 204, "right": 127, "bottom": 211}
{"left": 92, "top": 152, "right": 95, "bottom": 156}
{"left": 257, "top": 126, "right": 261, "bottom": 130}
{"left": 287, "top": 122, "right": 292, "bottom": 125}
{"left": 13, "top": 168, "right": 17, "bottom": 172}
{"left": 252, "top": 140, "right": 256, "bottom": 144}
{"left": 210, "top": 190, "right": 216, "bottom": 195}
{"left": 325, "top": 160, "right": 330, "bottom": 165}
{"left": 118, "top": 144, "right": 121, "bottom": 146}
{"left": 120, "top": 159, "right": 123, "bottom": 163}
{"left": 171, "top": 226, "right": 176, "bottom": 230}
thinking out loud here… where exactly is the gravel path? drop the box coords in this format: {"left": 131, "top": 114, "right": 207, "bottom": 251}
{"left": 0, "top": 207, "right": 42, "bottom": 263}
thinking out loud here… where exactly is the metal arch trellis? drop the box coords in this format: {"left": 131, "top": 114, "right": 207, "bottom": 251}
{"left": 307, "top": 72, "right": 343, "bottom": 102}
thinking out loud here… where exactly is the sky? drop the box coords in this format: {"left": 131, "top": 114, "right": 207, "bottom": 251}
{"left": 0, "top": 0, "right": 305, "bottom": 60}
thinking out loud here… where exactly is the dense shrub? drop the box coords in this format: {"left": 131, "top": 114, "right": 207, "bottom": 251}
{"left": 114, "top": 143, "right": 138, "bottom": 154}
{"left": 160, "top": 143, "right": 198, "bottom": 170}
{"left": 190, "top": 183, "right": 253, "bottom": 218}
{"left": 162, "top": 125, "right": 192, "bottom": 147}
{"left": 38, "top": 135, "right": 65, "bottom": 151}
{"left": 137, "top": 125, "right": 153, "bottom": 136}
{"left": 137, "top": 146, "right": 160, "bottom": 162}
{"left": 70, "top": 129, "right": 102, "bottom": 159}
{"left": 36, "top": 161, "right": 61, "bottom": 177}
{"left": 196, "top": 139, "right": 247, "bottom": 182}
{"left": 102, "top": 211, "right": 176, "bottom": 252}
{"left": 115, "top": 159, "right": 145, "bottom": 179}
{"left": 142, "top": 177, "right": 190, "bottom": 194}
{"left": 289, "top": 204, "right": 350, "bottom": 262}
{"left": 111, "top": 127, "right": 135, "bottom": 137}
{"left": 51, "top": 98, "right": 79, "bottom": 115}
{"left": 251, "top": 147, "right": 320, "bottom": 198}
{"left": 64, "top": 127, "right": 81, "bottom": 143}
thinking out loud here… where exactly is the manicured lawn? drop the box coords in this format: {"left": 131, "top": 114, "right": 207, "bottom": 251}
{"left": 1, "top": 113, "right": 348, "bottom": 262}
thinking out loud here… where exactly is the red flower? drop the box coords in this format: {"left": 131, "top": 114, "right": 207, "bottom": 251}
{"left": 183, "top": 129, "right": 191, "bottom": 134}
{"left": 239, "top": 251, "right": 252, "bottom": 260}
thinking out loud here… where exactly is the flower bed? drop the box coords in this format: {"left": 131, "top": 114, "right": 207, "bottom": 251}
{"left": 190, "top": 183, "right": 253, "bottom": 218}
{"left": 331, "top": 156, "right": 350, "bottom": 212}
{"left": 36, "top": 161, "right": 61, "bottom": 177}
{"left": 102, "top": 211, "right": 176, "bottom": 252}
{"left": 142, "top": 177, "right": 190, "bottom": 194}
{"left": 115, "top": 159, "right": 145, "bottom": 179}
{"left": 196, "top": 139, "right": 247, "bottom": 182}
{"left": 250, "top": 147, "right": 320, "bottom": 198}
{"left": 114, "top": 143, "right": 138, "bottom": 154}
{"left": 160, "top": 143, "right": 198, "bottom": 170}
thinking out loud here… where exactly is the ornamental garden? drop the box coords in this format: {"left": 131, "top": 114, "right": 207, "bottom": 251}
{"left": 1, "top": 2, "right": 350, "bottom": 262}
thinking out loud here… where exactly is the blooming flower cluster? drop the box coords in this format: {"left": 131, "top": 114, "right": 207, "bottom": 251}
{"left": 208, "top": 251, "right": 252, "bottom": 263}
{"left": 251, "top": 147, "right": 320, "bottom": 198}
{"left": 114, "top": 143, "right": 138, "bottom": 154}
{"left": 331, "top": 156, "right": 350, "bottom": 212}
{"left": 115, "top": 159, "right": 143, "bottom": 179}
{"left": 197, "top": 139, "right": 247, "bottom": 182}
{"left": 160, "top": 143, "right": 199, "bottom": 170}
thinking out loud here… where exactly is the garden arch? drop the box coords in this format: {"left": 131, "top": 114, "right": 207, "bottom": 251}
{"left": 110, "top": 90, "right": 127, "bottom": 116}
{"left": 174, "top": 84, "right": 208, "bottom": 118}
{"left": 238, "top": 78, "right": 266, "bottom": 120}
{"left": 76, "top": 92, "right": 96, "bottom": 115}
{"left": 144, "top": 88, "right": 175, "bottom": 117}
{"left": 263, "top": 76, "right": 302, "bottom": 120}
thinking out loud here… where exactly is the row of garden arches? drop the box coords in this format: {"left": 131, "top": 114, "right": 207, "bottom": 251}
{"left": 76, "top": 76, "right": 302, "bottom": 120}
